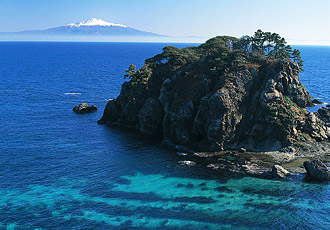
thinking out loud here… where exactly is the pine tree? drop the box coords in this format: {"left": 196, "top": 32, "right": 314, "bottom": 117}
{"left": 291, "top": 49, "right": 304, "bottom": 71}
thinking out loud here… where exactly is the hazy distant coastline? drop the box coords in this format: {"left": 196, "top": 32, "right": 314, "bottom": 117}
{"left": 0, "top": 18, "right": 208, "bottom": 43}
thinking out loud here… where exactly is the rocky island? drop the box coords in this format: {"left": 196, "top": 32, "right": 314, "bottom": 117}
{"left": 73, "top": 102, "right": 97, "bottom": 114}
{"left": 98, "top": 30, "right": 330, "bottom": 178}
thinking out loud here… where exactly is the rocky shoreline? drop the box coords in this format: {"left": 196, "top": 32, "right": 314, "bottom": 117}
{"left": 172, "top": 141, "right": 330, "bottom": 179}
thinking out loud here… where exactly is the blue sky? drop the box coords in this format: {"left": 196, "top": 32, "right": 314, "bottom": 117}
{"left": 0, "top": 0, "right": 329, "bottom": 45}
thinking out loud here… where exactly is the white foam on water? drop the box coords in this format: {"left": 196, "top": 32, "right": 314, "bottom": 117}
{"left": 176, "top": 152, "right": 188, "bottom": 156}
{"left": 64, "top": 92, "right": 81, "bottom": 95}
{"left": 179, "top": 160, "right": 196, "bottom": 166}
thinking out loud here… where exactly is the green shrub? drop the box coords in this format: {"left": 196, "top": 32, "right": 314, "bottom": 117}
{"left": 124, "top": 64, "right": 151, "bottom": 85}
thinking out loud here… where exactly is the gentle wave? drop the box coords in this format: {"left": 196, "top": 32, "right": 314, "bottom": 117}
{"left": 64, "top": 92, "right": 81, "bottom": 95}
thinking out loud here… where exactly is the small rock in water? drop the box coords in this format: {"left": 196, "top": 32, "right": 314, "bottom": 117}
{"left": 239, "top": 147, "right": 247, "bottom": 153}
{"left": 207, "top": 163, "right": 225, "bottom": 169}
{"left": 73, "top": 102, "right": 97, "bottom": 114}
{"left": 312, "top": 99, "right": 324, "bottom": 104}
{"left": 176, "top": 152, "right": 188, "bottom": 156}
{"left": 303, "top": 160, "right": 330, "bottom": 180}
{"left": 179, "top": 160, "right": 196, "bottom": 166}
{"left": 272, "top": 165, "right": 289, "bottom": 178}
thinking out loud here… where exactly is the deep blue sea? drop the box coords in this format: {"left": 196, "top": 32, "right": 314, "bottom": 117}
{"left": 0, "top": 42, "right": 330, "bottom": 230}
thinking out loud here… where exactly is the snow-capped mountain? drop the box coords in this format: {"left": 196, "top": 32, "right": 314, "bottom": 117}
{"left": 1, "top": 18, "right": 164, "bottom": 37}
{"left": 67, "top": 18, "right": 127, "bottom": 28}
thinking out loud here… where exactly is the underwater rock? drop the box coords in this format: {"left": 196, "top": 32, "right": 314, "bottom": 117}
{"left": 303, "top": 160, "right": 330, "bottom": 180}
{"left": 73, "top": 102, "right": 97, "bottom": 114}
{"left": 241, "top": 163, "right": 264, "bottom": 175}
{"left": 272, "top": 165, "right": 289, "bottom": 178}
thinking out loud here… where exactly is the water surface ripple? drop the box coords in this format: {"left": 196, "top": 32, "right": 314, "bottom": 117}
{"left": 0, "top": 42, "right": 330, "bottom": 229}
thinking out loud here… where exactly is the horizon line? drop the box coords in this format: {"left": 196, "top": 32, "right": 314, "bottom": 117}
{"left": 0, "top": 40, "right": 329, "bottom": 46}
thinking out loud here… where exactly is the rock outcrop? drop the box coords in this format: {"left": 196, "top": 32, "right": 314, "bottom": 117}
{"left": 98, "top": 38, "right": 330, "bottom": 151}
{"left": 272, "top": 165, "right": 289, "bottom": 178}
{"left": 73, "top": 102, "right": 97, "bottom": 114}
{"left": 303, "top": 160, "right": 330, "bottom": 180}
{"left": 311, "top": 99, "right": 323, "bottom": 105}
{"left": 317, "top": 107, "right": 330, "bottom": 125}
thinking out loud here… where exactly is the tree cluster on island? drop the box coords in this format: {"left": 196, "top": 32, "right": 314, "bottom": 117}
{"left": 234, "top": 29, "right": 303, "bottom": 70}
{"left": 124, "top": 29, "right": 304, "bottom": 85}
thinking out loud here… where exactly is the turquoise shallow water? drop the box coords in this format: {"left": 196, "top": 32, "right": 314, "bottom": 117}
{"left": 2, "top": 173, "right": 330, "bottom": 229}
{"left": 0, "top": 42, "right": 330, "bottom": 229}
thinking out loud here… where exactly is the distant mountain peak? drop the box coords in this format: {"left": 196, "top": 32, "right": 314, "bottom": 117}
{"left": 67, "top": 18, "right": 127, "bottom": 28}
{"left": 0, "top": 18, "right": 166, "bottom": 39}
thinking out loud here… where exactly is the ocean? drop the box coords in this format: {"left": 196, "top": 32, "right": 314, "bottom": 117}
{"left": 0, "top": 42, "right": 330, "bottom": 229}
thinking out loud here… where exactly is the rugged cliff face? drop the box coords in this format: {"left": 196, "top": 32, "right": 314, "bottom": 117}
{"left": 98, "top": 37, "right": 330, "bottom": 151}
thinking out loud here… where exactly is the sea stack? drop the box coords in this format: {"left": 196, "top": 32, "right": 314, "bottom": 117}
{"left": 99, "top": 35, "right": 330, "bottom": 151}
